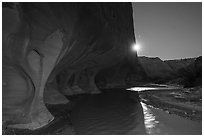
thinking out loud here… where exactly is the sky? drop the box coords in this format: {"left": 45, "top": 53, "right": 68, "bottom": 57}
{"left": 132, "top": 2, "right": 202, "bottom": 60}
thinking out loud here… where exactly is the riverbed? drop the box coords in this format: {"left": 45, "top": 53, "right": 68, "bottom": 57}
{"left": 129, "top": 85, "right": 202, "bottom": 135}
{"left": 142, "top": 102, "right": 202, "bottom": 135}
{"left": 3, "top": 87, "right": 202, "bottom": 135}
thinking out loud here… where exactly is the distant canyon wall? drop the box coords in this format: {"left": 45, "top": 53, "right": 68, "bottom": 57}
{"left": 137, "top": 56, "right": 202, "bottom": 86}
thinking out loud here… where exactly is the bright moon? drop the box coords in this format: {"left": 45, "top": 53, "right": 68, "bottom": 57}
{"left": 132, "top": 43, "right": 140, "bottom": 52}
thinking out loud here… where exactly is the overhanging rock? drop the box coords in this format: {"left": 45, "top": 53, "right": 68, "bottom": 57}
{"left": 3, "top": 2, "right": 136, "bottom": 129}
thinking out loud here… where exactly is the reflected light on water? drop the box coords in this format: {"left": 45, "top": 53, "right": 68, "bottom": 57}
{"left": 127, "top": 86, "right": 176, "bottom": 92}
{"left": 128, "top": 86, "right": 202, "bottom": 135}
{"left": 141, "top": 102, "right": 160, "bottom": 134}
{"left": 127, "top": 87, "right": 157, "bottom": 92}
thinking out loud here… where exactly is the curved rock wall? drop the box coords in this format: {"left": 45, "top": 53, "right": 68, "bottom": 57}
{"left": 95, "top": 58, "right": 148, "bottom": 89}
{"left": 3, "top": 2, "right": 136, "bottom": 129}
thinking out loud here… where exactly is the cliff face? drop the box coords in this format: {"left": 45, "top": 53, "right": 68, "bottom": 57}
{"left": 138, "top": 56, "right": 176, "bottom": 82}
{"left": 165, "top": 58, "right": 196, "bottom": 73}
{"left": 166, "top": 56, "right": 202, "bottom": 87}
{"left": 95, "top": 58, "right": 148, "bottom": 88}
{"left": 137, "top": 56, "right": 202, "bottom": 86}
{"left": 3, "top": 3, "right": 136, "bottom": 129}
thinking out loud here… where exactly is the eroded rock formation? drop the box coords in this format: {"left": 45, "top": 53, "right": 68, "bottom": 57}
{"left": 3, "top": 3, "right": 136, "bottom": 129}
{"left": 95, "top": 57, "right": 147, "bottom": 88}
{"left": 136, "top": 56, "right": 202, "bottom": 86}
{"left": 139, "top": 56, "right": 176, "bottom": 79}
{"left": 166, "top": 56, "right": 202, "bottom": 87}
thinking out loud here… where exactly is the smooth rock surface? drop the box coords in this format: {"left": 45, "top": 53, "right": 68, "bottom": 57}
{"left": 3, "top": 2, "right": 136, "bottom": 129}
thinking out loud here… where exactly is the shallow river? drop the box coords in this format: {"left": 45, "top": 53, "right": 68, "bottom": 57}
{"left": 141, "top": 102, "right": 201, "bottom": 135}
{"left": 130, "top": 86, "right": 202, "bottom": 135}
{"left": 69, "top": 88, "right": 201, "bottom": 135}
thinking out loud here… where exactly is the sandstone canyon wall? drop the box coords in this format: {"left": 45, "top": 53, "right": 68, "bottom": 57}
{"left": 137, "top": 56, "right": 202, "bottom": 86}
{"left": 165, "top": 56, "right": 202, "bottom": 87}
{"left": 2, "top": 3, "right": 136, "bottom": 129}
{"left": 95, "top": 57, "right": 148, "bottom": 88}
{"left": 138, "top": 56, "right": 176, "bottom": 82}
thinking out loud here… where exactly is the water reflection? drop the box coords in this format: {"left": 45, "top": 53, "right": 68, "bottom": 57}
{"left": 71, "top": 90, "right": 147, "bottom": 134}
{"left": 69, "top": 88, "right": 201, "bottom": 135}
{"left": 130, "top": 86, "right": 201, "bottom": 135}
{"left": 127, "top": 86, "right": 175, "bottom": 92}
{"left": 140, "top": 102, "right": 202, "bottom": 135}
{"left": 128, "top": 87, "right": 157, "bottom": 92}
{"left": 141, "top": 102, "right": 160, "bottom": 134}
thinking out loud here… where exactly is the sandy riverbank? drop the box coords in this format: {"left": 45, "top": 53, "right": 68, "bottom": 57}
{"left": 138, "top": 85, "right": 202, "bottom": 122}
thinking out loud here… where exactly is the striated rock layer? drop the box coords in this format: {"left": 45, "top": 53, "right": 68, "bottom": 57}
{"left": 3, "top": 3, "right": 136, "bottom": 129}
{"left": 138, "top": 56, "right": 176, "bottom": 80}
{"left": 136, "top": 56, "right": 202, "bottom": 86}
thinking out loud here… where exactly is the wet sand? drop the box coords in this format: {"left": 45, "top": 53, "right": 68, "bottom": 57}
{"left": 129, "top": 85, "right": 202, "bottom": 121}
{"left": 2, "top": 103, "right": 75, "bottom": 135}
